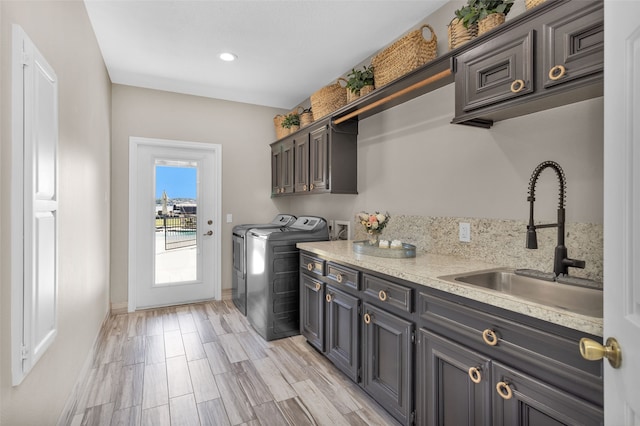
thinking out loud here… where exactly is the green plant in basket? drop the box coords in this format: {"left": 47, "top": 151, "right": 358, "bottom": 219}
{"left": 454, "top": 0, "right": 514, "bottom": 28}
{"left": 281, "top": 113, "right": 300, "bottom": 129}
{"left": 346, "top": 65, "right": 375, "bottom": 94}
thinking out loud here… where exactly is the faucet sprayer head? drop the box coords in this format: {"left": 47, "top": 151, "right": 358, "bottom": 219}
{"left": 526, "top": 226, "right": 538, "bottom": 249}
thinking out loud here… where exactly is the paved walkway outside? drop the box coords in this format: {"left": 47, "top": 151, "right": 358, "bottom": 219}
{"left": 155, "top": 231, "right": 197, "bottom": 284}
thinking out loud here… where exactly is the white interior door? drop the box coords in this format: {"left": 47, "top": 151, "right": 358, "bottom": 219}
{"left": 603, "top": 1, "right": 640, "bottom": 423}
{"left": 129, "top": 137, "right": 221, "bottom": 310}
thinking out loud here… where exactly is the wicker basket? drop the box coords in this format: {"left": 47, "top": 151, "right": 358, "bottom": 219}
{"left": 300, "top": 109, "right": 314, "bottom": 127}
{"left": 478, "top": 13, "right": 505, "bottom": 36}
{"left": 525, "top": 0, "right": 546, "bottom": 9}
{"left": 310, "top": 78, "right": 348, "bottom": 119}
{"left": 347, "top": 89, "right": 360, "bottom": 104}
{"left": 448, "top": 18, "right": 478, "bottom": 50}
{"left": 360, "top": 84, "right": 374, "bottom": 97}
{"left": 372, "top": 24, "right": 437, "bottom": 88}
{"left": 273, "top": 114, "right": 288, "bottom": 140}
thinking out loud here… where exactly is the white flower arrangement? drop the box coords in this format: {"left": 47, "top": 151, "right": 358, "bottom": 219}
{"left": 357, "top": 211, "right": 390, "bottom": 235}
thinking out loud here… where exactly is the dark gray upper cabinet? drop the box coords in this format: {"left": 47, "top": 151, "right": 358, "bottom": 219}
{"left": 271, "top": 118, "right": 357, "bottom": 197}
{"left": 452, "top": 0, "right": 603, "bottom": 128}
{"left": 271, "top": 137, "right": 294, "bottom": 195}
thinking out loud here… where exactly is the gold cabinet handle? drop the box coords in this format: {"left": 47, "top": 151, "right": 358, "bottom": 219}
{"left": 378, "top": 290, "right": 388, "bottom": 302}
{"left": 307, "top": 263, "right": 314, "bottom": 272}
{"left": 326, "top": 294, "right": 332, "bottom": 303}
{"left": 281, "top": 187, "right": 285, "bottom": 193}
{"left": 276, "top": 188, "right": 280, "bottom": 194}
{"left": 482, "top": 329, "right": 499, "bottom": 346}
{"left": 303, "top": 184, "right": 307, "bottom": 191}
{"left": 310, "top": 183, "right": 315, "bottom": 190}
{"left": 363, "top": 313, "right": 371, "bottom": 324}
{"left": 510, "top": 79, "right": 525, "bottom": 93}
{"left": 336, "top": 273, "right": 343, "bottom": 283}
{"left": 314, "top": 282, "right": 321, "bottom": 291}
{"left": 496, "top": 381, "right": 513, "bottom": 400}
{"left": 580, "top": 337, "right": 622, "bottom": 369}
{"left": 468, "top": 367, "right": 482, "bottom": 384}
{"left": 548, "top": 65, "right": 566, "bottom": 81}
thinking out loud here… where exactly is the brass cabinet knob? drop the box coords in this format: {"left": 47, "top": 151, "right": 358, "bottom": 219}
{"left": 281, "top": 187, "right": 285, "bottom": 193}
{"left": 363, "top": 313, "right": 371, "bottom": 324}
{"left": 548, "top": 64, "right": 567, "bottom": 81}
{"left": 303, "top": 184, "right": 307, "bottom": 191}
{"left": 326, "top": 294, "right": 332, "bottom": 303}
{"left": 468, "top": 367, "right": 482, "bottom": 384}
{"left": 378, "top": 290, "right": 388, "bottom": 302}
{"left": 580, "top": 337, "right": 622, "bottom": 369}
{"left": 510, "top": 79, "right": 525, "bottom": 93}
{"left": 336, "top": 273, "right": 343, "bottom": 283}
{"left": 310, "top": 183, "right": 315, "bottom": 190}
{"left": 307, "top": 263, "right": 313, "bottom": 271}
{"left": 482, "top": 329, "right": 499, "bottom": 346}
{"left": 496, "top": 381, "right": 513, "bottom": 400}
{"left": 314, "top": 282, "right": 321, "bottom": 291}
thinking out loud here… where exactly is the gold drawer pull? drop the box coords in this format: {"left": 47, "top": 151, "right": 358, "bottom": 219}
{"left": 303, "top": 184, "right": 307, "bottom": 191}
{"left": 378, "top": 290, "right": 388, "bottom": 302}
{"left": 510, "top": 79, "right": 525, "bottom": 93}
{"left": 276, "top": 188, "right": 281, "bottom": 194}
{"left": 363, "top": 313, "right": 371, "bottom": 324}
{"left": 314, "top": 282, "right": 321, "bottom": 291}
{"left": 336, "top": 273, "right": 343, "bottom": 283}
{"left": 482, "top": 329, "right": 498, "bottom": 346}
{"left": 496, "top": 381, "right": 513, "bottom": 400}
{"left": 281, "top": 187, "right": 285, "bottom": 194}
{"left": 468, "top": 367, "right": 482, "bottom": 384}
{"left": 326, "top": 294, "right": 332, "bottom": 303}
{"left": 310, "top": 183, "right": 315, "bottom": 190}
{"left": 307, "top": 263, "right": 314, "bottom": 272}
{"left": 548, "top": 65, "right": 566, "bottom": 81}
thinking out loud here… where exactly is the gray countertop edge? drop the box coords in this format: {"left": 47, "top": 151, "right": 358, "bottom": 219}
{"left": 297, "top": 240, "right": 603, "bottom": 337}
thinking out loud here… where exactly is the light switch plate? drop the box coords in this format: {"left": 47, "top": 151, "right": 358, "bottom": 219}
{"left": 226, "top": 214, "right": 233, "bottom": 223}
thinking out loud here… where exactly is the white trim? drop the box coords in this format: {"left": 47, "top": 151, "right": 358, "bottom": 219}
{"left": 128, "top": 137, "right": 222, "bottom": 312}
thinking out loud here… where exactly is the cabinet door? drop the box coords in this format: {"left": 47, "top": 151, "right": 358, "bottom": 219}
{"left": 542, "top": 1, "right": 603, "bottom": 89}
{"left": 294, "top": 134, "right": 309, "bottom": 193}
{"left": 458, "top": 30, "right": 535, "bottom": 113}
{"left": 362, "top": 302, "right": 413, "bottom": 425}
{"left": 418, "top": 329, "right": 491, "bottom": 426}
{"left": 271, "top": 144, "right": 282, "bottom": 196}
{"left": 325, "top": 285, "right": 359, "bottom": 382}
{"left": 300, "top": 274, "right": 324, "bottom": 351}
{"left": 281, "top": 138, "right": 294, "bottom": 194}
{"left": 309, "top": 126, "right": 328, "bottom": 192}
{"left": 492, "top": 362, "right": 603, "bottom": 426}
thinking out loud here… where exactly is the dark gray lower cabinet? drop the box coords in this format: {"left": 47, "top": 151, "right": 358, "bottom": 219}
{"left": 418, "top": 329, "right": 491, "bottom": 426}
{"left": 325, "top": 285, "right": 360, "bottom": 382}
{"left": 300, "top": 274, "right": 324, "bottom": 351}
{"left": 362, "top": 302, "right": 414, "bottom": 425}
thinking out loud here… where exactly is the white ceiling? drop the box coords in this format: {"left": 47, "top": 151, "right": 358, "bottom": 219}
{"left": 83, "top": 0, "right": 448, "bottom": 109}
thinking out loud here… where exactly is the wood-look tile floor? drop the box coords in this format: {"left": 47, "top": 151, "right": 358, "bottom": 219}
{"left": 69, "top": 300, "right": 400, "bottom": 426}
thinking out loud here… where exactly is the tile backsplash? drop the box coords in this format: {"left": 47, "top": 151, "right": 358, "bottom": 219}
{"left": 353, "top": 215, "right": 603, "bottom": 283}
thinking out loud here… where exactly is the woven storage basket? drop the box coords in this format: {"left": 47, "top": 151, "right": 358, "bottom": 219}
{"left": 372, "top": 24, "right": 437, "bottom": 88}
{"left": 360, "top": 84, "right": 374, "bottom": 97}
{"left": 478, "top": 13, "right": 505, "bottom": 35}
{"left": 273, "top": 114, "right": 288, "bottom": 140}
{"left": 310, "top": 78, "right": 348, "bottom": 119}
{"left": 525, "top": 0, "right": 546, "bottom": 9}
{"left": 300, "top": 109, "right": 314, "bottom": 127}
{"left": 448, "top": 18, "right": 478, "bottom": 50}
{"left": 347, "top": 89, "right": 360, "bottom": 104}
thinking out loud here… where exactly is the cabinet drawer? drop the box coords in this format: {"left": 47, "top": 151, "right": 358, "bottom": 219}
{"left": 542, "top": 1, "right": 603, "bottom": 89}
{"left": 300, "top": 253, "right": 325, "bottom": 276}
{"left": 418, "top": 291, "right": 603, "bottom": 406}
{"left": 326, "top": 262, "right": 360, "bottom": 291}
{"left": 363, "top": 274, "right": 413, "bottom": 313}
{"left": 458, "top": 29, "right": 535, "bottom": 113}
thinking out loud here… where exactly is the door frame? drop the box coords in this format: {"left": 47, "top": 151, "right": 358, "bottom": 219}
{"left": 128, "top": 137, "right": 222, "bottom": 312}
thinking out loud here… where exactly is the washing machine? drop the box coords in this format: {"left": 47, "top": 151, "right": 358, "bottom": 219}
{"left": 246, "top": 216, "right": 329, "bottom": 341}
{"left": 232, "top": 214, "right": 296, "bottom": 315}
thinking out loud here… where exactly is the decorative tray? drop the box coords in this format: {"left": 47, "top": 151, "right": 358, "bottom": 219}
{"left": 352, "top": 240, "right": 416, "bottom": 258}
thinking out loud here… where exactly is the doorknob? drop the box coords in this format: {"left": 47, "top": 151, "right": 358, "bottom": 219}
{"left": 204, "top": 230, "right": 213, "bottom": 236}
{"left": 580, "top": 337, "right": 622, "bottom": 368}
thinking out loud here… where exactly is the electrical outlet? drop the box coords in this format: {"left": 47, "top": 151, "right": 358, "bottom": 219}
{"left": 459, "top": 222, "right": 471, "bottom": 243}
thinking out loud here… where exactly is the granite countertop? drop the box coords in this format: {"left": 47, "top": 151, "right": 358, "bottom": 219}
{"left": 297, "top": 240, "right": 603, "bottom": 337}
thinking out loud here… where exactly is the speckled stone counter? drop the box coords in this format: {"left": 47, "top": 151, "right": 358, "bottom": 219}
{"left": 297, "top": 240, "right": 603, "bottom": 337}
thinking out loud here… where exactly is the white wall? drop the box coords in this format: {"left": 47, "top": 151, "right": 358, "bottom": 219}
{"left": 0, "top": 1, "right": 112, "bottom": 424}
{"left": 110, "top": 85, "right": 286, "bottom": 306}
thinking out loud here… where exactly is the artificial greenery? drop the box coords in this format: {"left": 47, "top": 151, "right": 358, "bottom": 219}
{"left": 281, "top": 113, "right": 300, "bottom": 128}
{"left": 453, "top": 0, "right": 514, "bottom": 29}
{"left": 346, "top": 65, "right": 375, "bottom": 94}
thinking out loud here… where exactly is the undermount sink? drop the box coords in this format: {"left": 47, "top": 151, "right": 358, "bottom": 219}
{"left": 438, "top": 268, "right": 603, "bottom": 318}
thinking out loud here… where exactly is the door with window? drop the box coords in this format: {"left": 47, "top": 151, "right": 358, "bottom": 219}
{"left": 129, "top": 137, "right": 221, "bottom": 310}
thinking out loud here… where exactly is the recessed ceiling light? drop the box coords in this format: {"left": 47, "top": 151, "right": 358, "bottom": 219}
{"left": 219, "top": 52, "right": 237, "bottom": 62}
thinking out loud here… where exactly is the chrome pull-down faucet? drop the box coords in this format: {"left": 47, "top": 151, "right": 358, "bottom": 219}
{"left": 526, "top": 161, "right": 585, "bottom": 277}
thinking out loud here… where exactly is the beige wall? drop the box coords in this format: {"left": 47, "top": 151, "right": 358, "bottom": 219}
{"left": 0, "top": 1, "right": 112, "bottom": 424}
{"left": 110, "top": 85, "right": 285, "bottom": 306}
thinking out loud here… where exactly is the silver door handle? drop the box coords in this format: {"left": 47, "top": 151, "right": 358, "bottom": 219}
{"left": 204, "top": 230, "right": 213, "bottom": 236}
